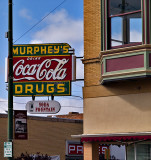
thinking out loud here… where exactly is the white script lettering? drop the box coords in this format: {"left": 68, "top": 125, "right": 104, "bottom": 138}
{"left": 13, "top": 58, "right": 69, "bottom": 81}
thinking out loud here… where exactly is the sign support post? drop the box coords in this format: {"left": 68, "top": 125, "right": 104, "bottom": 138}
{"left": 8, "top": 0, "right": 13, "bottom": 159}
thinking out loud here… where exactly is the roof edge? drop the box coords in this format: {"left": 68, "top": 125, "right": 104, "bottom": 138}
{"left": 71, "top": 132, "right": 151, "bottom": 139}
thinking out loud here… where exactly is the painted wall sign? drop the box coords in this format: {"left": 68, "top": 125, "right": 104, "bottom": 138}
{"left": 26, "top": 100, "right": 61, "bottom": 114}
{"left": 13, "top": 43, "right": 76, "bottom": 96}
{"left": 14, "top": 110, "right": 28, "bottom": 140}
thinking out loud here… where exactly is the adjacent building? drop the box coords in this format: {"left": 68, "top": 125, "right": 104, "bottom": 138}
{"left": 80, "top": 0, "right": 151, "bottom": 159}
{"left": 1, "top": 113, "right": 83, "bottom": 160}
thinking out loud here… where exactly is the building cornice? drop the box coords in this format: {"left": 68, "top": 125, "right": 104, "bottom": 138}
{"left": 72, "top": 132, "right": 151, "bottom": 139}
{"left": 100, "top": 44, "right": 151, "bottom": 56}
{"left": 82, "top": 57, "right": 100, "bottom": 64}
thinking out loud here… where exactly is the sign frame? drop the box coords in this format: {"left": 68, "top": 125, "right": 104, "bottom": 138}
{"left": 12, "top": 43, "right": 75, "bottom": 97}
{"left": 14, "top": 110, "right": 28, "bottom": 140}
{"left": 26, "top": 100, "right": 61, "bottom": 114}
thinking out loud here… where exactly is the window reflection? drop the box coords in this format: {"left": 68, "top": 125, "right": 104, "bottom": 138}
{"left": 109, "top": 0, "right": 142, "bottom": 48}
{"left": 111, "top": 17, "right": 122, "bottom": 47}
{"left": 127, "top": 144, "right": 135, "bottom": 160}
{"left": 127, "top": 142, "right": 151, "bottom": 160}
{"left": 130, "top": 18, "right": 142, "bottom": 42}
{"left": 109, "top": 0, "right": 141, "bottom": 16}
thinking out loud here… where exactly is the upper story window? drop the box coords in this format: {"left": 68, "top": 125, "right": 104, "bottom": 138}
{"left": 109, "top": 0, "right": 142, "bottom": 48}
{"left": 101, "top": 0, "right": 143, "bottom": 51}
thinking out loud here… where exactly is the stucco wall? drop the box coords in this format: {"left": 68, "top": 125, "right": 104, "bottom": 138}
{"left": 83, "top": 0, "right": 151, "bottom": 136}
{"left": 83, "top": 92, "right": 151, "bottom": 134}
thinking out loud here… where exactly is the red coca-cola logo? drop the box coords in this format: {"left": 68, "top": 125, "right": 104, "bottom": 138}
{"left": 13, "top": 56, "right": 72, "bottom": 82}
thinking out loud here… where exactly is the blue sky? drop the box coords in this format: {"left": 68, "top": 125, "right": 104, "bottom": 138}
{"left": 0, "top": 0, "right": 84, "bottom": 115}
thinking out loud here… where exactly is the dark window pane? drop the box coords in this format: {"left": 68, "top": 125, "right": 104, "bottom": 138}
{"left": 127, "top": 144, "right": 135, "bottom": 160}
{"left": 111, "top": 12, "right": 142, "bottom": 47}
{"left": 109, "top": 0, "right": 141, "bottom": 16}
{"left": 136, "top": 142, "right": 151, "bottom": 160}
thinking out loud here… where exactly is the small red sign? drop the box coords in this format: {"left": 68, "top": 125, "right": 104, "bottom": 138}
{"left": 68, "top": 144, "right": 83, "bottom": 155}
{"left": 99, "top": 145, "right": 109, "bottom": 155}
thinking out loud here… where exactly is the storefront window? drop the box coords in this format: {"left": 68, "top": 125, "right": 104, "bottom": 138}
{"left": 136, "top": 142, "right": 151, "bottom": 160}
{"left": 108, "top": 0, "right": 142, "bottom": 48}
{"left": 127, "top": 144, "right": 135, "bottom": 160}
{"left": 127, "top": 142, "right": 151, "bottom": 160}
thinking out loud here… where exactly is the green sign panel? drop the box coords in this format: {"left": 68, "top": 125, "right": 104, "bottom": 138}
{"left": 4, "top": 142, "right": 12, "bottom": 158}
{"left": 13, "top": 81, "right": 71, "bottom": 96}
{"left": 13, "top": 43, "right": 71, "bottom": 56}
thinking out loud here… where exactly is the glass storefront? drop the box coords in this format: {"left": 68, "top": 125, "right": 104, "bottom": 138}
{"left": 127, "top": 142, "right": 151, "bottom": 160}
{"left": 127, "top": 144, "right": 135, "bottom": 160}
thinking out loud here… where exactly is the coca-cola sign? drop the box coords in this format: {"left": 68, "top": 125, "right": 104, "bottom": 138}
{"left": 13, "top": 43, "right": 75, "bottom": 96}
{"left": 13, "top": 56, "right": 72, "bottom": 82}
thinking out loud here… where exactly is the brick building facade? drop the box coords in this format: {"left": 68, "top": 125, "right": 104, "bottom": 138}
{"left": 81, "top": 0, "right": 151, "bottom": 159}
{"left": 0, "top": 114, "right": 83, "bottom": 160}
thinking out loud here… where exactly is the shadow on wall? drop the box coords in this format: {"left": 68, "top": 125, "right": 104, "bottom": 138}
{"left": 103, "top": 79, "right": 151, "bottom": 111}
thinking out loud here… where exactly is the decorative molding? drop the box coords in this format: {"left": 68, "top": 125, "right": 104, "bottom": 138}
{"left": 102, "top": 70, "right": 147, "bottom": 78}
{"left": 106, "top": 54, "right": 144, "bottom": 72}
{"left": 82, "top": 57, "right": 100, "bottom": 64}
{"left": 100, "top": 48, "right": 151, "bottom": 83}
{"left": 100, "top": 44, "right": 151, "bottom": 57}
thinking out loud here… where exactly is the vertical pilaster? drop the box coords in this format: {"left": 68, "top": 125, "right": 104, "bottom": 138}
{"left": 105, "top": 0, "right": 109, "bottom": 50}
{"left": 105, "top": 0, "right": 108, "bottom": 50}
{"left": 142, "top": 0, "right": 151, "bottom": 44}
{"left": 101, "top": 0, "right": 103, "bottom": 51}
{"left": 92, "top": 142, "right": 100, "bottom": 160}
{"left": 84, "top": 142, "right": 99, "bottom": 160}
{"left": 141, "top": 0, "right": 144, "bottom": 44}
{"left": 101, "top": 0, "right": 109, "bottom": 51}
{"left": 101, "top": 0, "right": 105, "bottom": 51}
{"left": 84, "top": 142, "right": 93, "bottom": 160}
{"left": 149, "top": 0, "right": 151, "bottom": 43}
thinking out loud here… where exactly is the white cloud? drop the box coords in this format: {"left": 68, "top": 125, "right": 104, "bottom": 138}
{"left": 30, "top": 40, "right": 43, "bottom": 44}
{"left": 56, "top": 98, "right": 83, "bottom": 115}
{"left": 0, "top": 66, "right": 5, "bottom": 74}
{"left": 12, "top": 96, "right": 83, "bottom": 116}
{"left": 30, "top": 9, "right": 84, "bottom": 82}
{"left": 30, "top": 9, "right": 83, "bottom": 51}
{"left": 19, "top": 8, "right": 32, "bottom": 20}
{"left": 76, "top": 59, "right": 84, "bottom": 79}
{"left": 130, "top": 30, "right": 142, "bottom": 42}
{"left": 112, "top": 30, "right": 142, "bottom": 46}
{"left": 0, "top": 96, "right": 83, "bottom": 117}
{"left": 1, "top": 9, "right": 84, "bottom": 116}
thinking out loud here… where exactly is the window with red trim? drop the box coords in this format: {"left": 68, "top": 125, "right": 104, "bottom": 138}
{"left": 108, "top": 0, "right": 142, "bottom": 49}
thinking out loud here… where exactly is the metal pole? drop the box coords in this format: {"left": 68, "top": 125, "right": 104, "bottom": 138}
{"left": 8, "top": 0, "right": 13, "bottom": 159}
